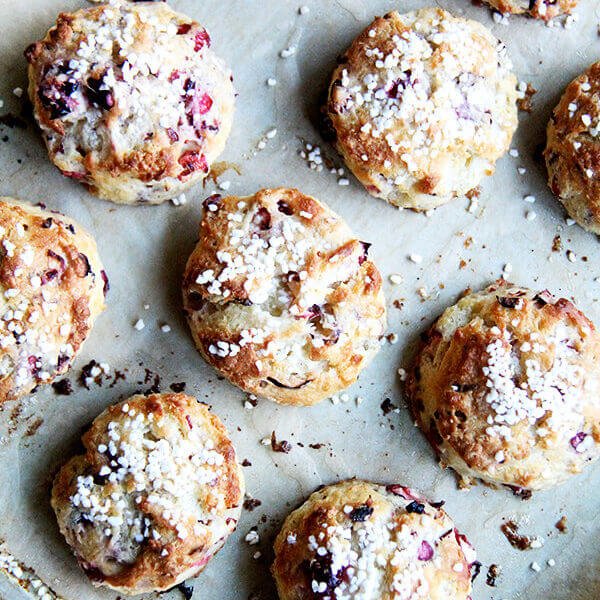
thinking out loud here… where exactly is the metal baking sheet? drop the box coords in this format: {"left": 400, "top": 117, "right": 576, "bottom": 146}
{"left": 0, "top": 1, "right": 600, "bottom": 599}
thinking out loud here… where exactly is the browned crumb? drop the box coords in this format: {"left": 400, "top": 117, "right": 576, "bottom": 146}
{"left": 270, "top": 431, "right": 292, "bottom": 453}
{"left": 552, "top": 235, "right": 562, "bottom": 252}
{"left": 500, "top": 520, "right": 536, "bottom": 550}
{"left": 555, "top": 516, "right": 568, "bottom": 533}
{"left": 392, "top": 299, "right": 404, "bottom": 310}
{"left": 486, "top": 564, "right": 501, "bottom": 586}
{"left": 517, "top": 84, "right": 537, "bottom": 113}
{"left": 466, "top": 186, "right": 481, "bottom": 200}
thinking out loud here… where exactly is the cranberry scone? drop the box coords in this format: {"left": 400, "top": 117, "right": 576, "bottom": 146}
{"left": 545, "top": 62, "right": 600, "bottom": 234}
{"left": 272, "top": 480, "right": 477, "bottom": 600}
{"left": 407, "top": 281, "right": 600, "bottom": 492}
{"left": 51, "top": 393, "right": 244, "bottom": 594}
{"left": 182, "top": 188, "right": 386, "bottom": 406}
{"left": 0, "top": 197, "right": 106, "bottom": 403}
{"left": 482, "top": 0, "right": 578, "bottom": 20}
{"left": 25, "top": 1, "right": 234, "bottom": 204}
{"left": 325, "top": 7, "right": 518, "bottom": 211}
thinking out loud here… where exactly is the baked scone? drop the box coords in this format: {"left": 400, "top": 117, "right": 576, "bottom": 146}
{"left": 325, "top": 7, "right": 518, "bottom": 211}
{"left": 0, "top": 197, "right": 105, "bottom": 403}
{"left": 182, "top": 188, "right": 386, "bottom": 406}
{"left": 545, "top": 62, "right": 600, "bottom": 234}
{"left": 407, "top": 281, "right": 600, "bottom": 492}
{"left": 482, "top": 0, "right": 577, "bottom": 20}
{"left": 25, "top": 1, "right": 234, "bottom": 204}
{"left": 272, "top": 480, "right": 476, "bottom": 600}
{"left": 51, "top": 393, "right": 244, "bottom": 594}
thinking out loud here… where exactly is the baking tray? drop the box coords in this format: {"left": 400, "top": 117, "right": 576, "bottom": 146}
{"left": 0, "top": 0, "right": 599, "bottom": 599}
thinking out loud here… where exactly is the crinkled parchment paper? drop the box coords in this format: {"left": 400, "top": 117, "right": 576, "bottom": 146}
{"left": 0, "top": 0, "right": 600, "bottom": 599}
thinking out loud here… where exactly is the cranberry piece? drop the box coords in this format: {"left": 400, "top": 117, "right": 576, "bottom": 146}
{"left": 417, "top": 540, "right": 434, "bottom": 561}
{"left": 203, "top": 193, "right": 222, "bottom": 212}
{"left": 266, "top": 377, "right": 311, "bottom": 390}
{"left": 252, "top": 207, "right": 271, "bottom": 230}
{"left": 60, "top": 170, "right": 85, "bottom": 180}
{"left": 41, "top": 269, "right": 58, "bottom": 284}
{"left": 38, "top": 71, "right": 79, "bottom": 119}
{"left": 178, "top": 151, "right": 208, "bottom": 178}
{"left": 277, "top": 200, "right": 293, "bottom": 215}
{"left": 41, "top": 218, "right": 53, "bottom": 229}
{"left": 167, "top": 128, "right": 179, "bottom": 142}
{"left": 177, "top": 23, "right": 192, "bottom": 35}
{"left": 101, "top": 270, "right": 110, "bottom": 296}
{"left": 406, "top": 501, "right": 425, "bottom": 514}
{"left": 349, "top": 505, "right": 373, "bottom": 522}
{"left": 358, "top": 241, "right": 371, "bottom": 265}
{"left": 85, "top": 76, "right": 114, "bottom": 111}
{"left": 387, "top": 70, "right": 411, "bottom": 99}
{"left": 78, "top": 253, "right": 92, "bottom": 277}
{"left": 194, "top": 29, "right": 210, "bottom": 51}
{"left": 185, "top": 415, "right": 193, "bottom": 429}
{"left": 570, "top": 432, "right": 587, "bottom": 452}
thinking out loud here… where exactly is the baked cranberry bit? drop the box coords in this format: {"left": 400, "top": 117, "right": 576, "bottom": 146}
{"left": 177, "top": 23, "right": 192, "bottom": 35}
{"left": 405, "top": 500, "right": 425, "bottom": 514}
{"left": 167, "top": 128, "right": 179, "bottom": 142}
{"left": 277, "top": 200, "right": 294, "bottom": 215}
{"left": 386, "top": 71, "right": 412, "bottom": 100}
{"left": 85, "top": 76, "right": 114, "bottom": 111}
{"left": 178, "top": 151, "right": 208, "bottom": 178}
{"left": 570, "top": 432, "right": 588, "bottom": 452}
{"left": 38, "top": 65, "right": 79, "bottom": 120}
{"left": 252, "top": 207, "right": 272, "bottom": 230}
{"left": 358, "top": 241, "right": 371, "bottom": 265}
{"left": 417, "top": 540, "right": 434, "bottom": 561}
{"left": 303, "top": 554, "right": 345, "bottom": 597}
{"left": 101, "top": 270, "right": 110, "bottom": 296}
{"left": 194, "top": 29, "right": 211, "bottom": 51}
{"left": 203, "top": 193, "right": 222, "bottom": 211}
{"left": 349, "top": 505, "right": 373, "bottom": 522}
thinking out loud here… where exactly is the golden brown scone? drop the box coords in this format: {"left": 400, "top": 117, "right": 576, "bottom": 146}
{"left": 0, "top": 197, "right": 105, "bottom": 403}
{"left": 483, "top": 0, "right": 577, "bottom": 20}
{"left": 324, "top": 8, "right": 518, "bottom": 211}
{"left": 407, "top": 281, "right": 600, "bottom": 493}
{"left": 182, "top": 188, "right": 386, "bottom": 406}
{"left": 51, "top": 393, "right": 244, "bottom": 594}
{"left": 545, "top": 62, "right": 600, "bottom": 234}
{"left": 25, "top": 1, "right": 234, "bottom": 204}
{"left": 272, "top": 480, "right": 476, "bottom": 600}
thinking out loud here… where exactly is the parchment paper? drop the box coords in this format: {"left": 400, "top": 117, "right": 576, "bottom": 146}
{"left": 0, "top": 1, "right": 600, "bottom": 599}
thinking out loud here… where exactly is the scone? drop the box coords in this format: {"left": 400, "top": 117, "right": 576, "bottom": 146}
{"left": 482, "top": 0, "right": 577, "bottom": 20}
{"left": 182, "top": 188, "right": 386, "bottom": 406}
{"left": 407, "top": 281, "right": 600, "bottom": 492}
{"left": 272, "top": 480, "right": 476, "bottom": 600}
{"left": 51, "top": 393, "right": 244, "bottom": 594}
{"left": 545, "top": 62, "right": 600, "bottom": 234}
{"left": 325, "top": 7, "right": 518, "bottom": 211}
{"left": 25, "top": 1, "right": 234, "bottom": 204}
{"left": 0, "top": 197, "right": 105, "bottom": 403}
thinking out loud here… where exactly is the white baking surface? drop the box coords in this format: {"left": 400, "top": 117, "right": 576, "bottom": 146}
{"left": 0, "top": 1, "right": 599, "bottom": 599}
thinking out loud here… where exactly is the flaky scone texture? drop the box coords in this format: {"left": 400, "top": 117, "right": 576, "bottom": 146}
{"left": 325, "top": 7, "right": 518, "bottom": 210}
{"left": 182, "top": 188, "right": 386, "bottom": 406}
{"left": 0, "top": 197, "right": 105, "bottom": 403}
{"left": 51, "top": 393, "right": 244, "bottom": 594}
{"left": 483, "top": 0, "right": 577, "bottom": 20}
{"left": 407, "top": 281, "right": 600, "bottom": 492}
{"left": 545, "top": 61, "right": 600, "bottom": 234}
{"left": 25, "top": 1, "right": 234, "bottom": 204}
{"left": 272, "top": 480, "right": 476, "bottom": 600}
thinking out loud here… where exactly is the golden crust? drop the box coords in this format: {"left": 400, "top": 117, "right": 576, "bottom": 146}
{"left": 25, "top": 2, "right": 234, "bottom": 204}
{"left": 325, "top": 8, "right": 518, "bottom": 210}
{"left": 545, "top": 62, "right": 600, "bottom": 233}
{"left": 182, "top": 188, "right": 386, "bottom": 406}
{"left": 0, "top": 197, "right": 105, "bottom": 402}
{"left": 272, "top": 480, "right": 475, "bottom": 600}
{"left": 407, "top": 281, "right": 600, "bottom": 492}
{"left": 51, "top": 393, "right": 244, "bottom": 594}
{"left": 484, "top": 0, "right": 577, "bottom": 20}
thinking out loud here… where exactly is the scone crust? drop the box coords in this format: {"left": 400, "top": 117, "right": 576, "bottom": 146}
{"left": 484, "top": 0, "right": 577, "bottom": 20}
{"left": 0, "top": 197, "right": 105, "bottom": 402}
{"left": 325, "top": 7, "right": 518, "bottom": 210}
{"left": 545, "top": 62, "right": 600, "bottom": 233}
{"left": 25, "top": 1, "right": 234, "bottom": 204}
{"left": 407, "top": 281, "right": 600, "bottom": 491}
{"left": 51, "top": 393, "right": 244, "bottom": 594}
{"left": 182, "top": 188, "right": 386, "bottom": 406}
{"left": 272, "top": 480, "right": 475, "bottom": 600}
